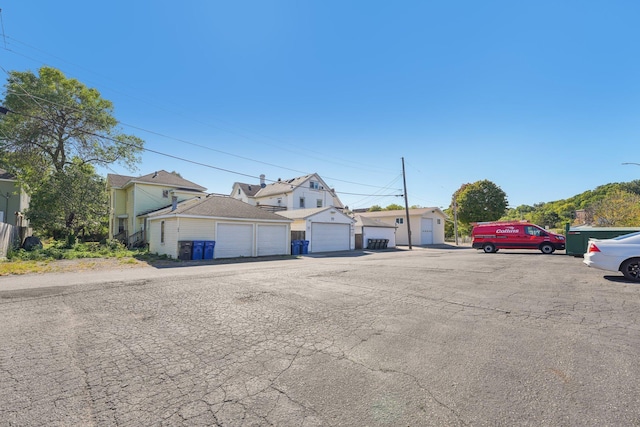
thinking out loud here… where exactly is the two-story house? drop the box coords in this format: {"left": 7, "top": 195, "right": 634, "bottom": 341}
{"left": 231, "top": 173, "right": 344, "bottom": 211}
{"left": 107, "top": 170, "right": 207, "bottom": 246}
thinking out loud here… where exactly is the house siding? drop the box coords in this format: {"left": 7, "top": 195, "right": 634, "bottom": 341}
{"left": 361, "top": 227, "right": 396, "bottom": 249}
{"left": 394, "top": 215, "right": 445, "bottom": 245}
{"left": 176, "top": 218, "right": 216, "bottom": 241}
{"left": 148, "top": 216, "right": 291, "bottom": 259}
{"left": 0, "top": 180, "right": 28, "bottom": 226}
{"left": 149, "top": 217, "right": 179, "bottom": 258}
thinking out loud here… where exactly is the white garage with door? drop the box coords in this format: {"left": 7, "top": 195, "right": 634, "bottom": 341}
{"left": 277, "top": 207, "right": 355, "bottom": 253}
{"left": 257, "top": 224, "right": 289, "bottom": 256}
{"left": 216, "top": 223, "right": 254, "bottom": 258}
{"left": 145, "top": 195, "right": 292, "bottom": 259}
{"left": 310, "top": 223, "right": 351, "bottom": 252}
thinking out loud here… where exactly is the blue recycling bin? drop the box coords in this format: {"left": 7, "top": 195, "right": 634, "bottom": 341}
{"left": 301, "top": 240, "right": 309, "bottom": 254}
{"left": 191, "top": 240, "right": 204, "bottom": 260}
{"left": 291, "top": 240, "right": 301, "bottom": 255}
{"left": 203, "top": 241, "right": 215, "bottom": 260}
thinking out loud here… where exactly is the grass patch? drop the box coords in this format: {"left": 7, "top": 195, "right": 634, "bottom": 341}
{"left": 1, "top": 239, "right": 179, "bottom": 276}
{"left": 8, "top": 239, "right": 143, "bottom": 262}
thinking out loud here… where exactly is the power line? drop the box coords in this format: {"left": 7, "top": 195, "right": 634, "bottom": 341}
{"left": 0, "top": 68, "right": 398, "bottom": 191}
{"left": 0, "top": 35, "right": 398, "bottom": 175}
{"left": 0, "top": 106, "right": 402, "bottom": 197}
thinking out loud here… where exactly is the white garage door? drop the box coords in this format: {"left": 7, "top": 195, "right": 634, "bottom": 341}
{"left": 257, "top": 224, "right": 288, "bottom": 256}
{"left": 311, "top": 223, "right": 350, "bottom": 252}
{"left": 216, "top": 223, "right": 253, "bottom": 258}
{"left": 420, "top": 218, "right": 433, "bottom": 245}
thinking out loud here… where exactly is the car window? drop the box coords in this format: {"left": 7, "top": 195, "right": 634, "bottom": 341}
{"left": 612, "top": 232, "right": 640, "bottom": 241}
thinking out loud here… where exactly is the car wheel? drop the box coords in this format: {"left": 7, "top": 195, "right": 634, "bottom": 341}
{"left": 540, "top": 243, "right": 555, "bottom": 254}
{"left": 483, "top": 243, "right": 496, "bottom": 253}
{"left": 620, "top": 258, "right": 640, "bottom": 282}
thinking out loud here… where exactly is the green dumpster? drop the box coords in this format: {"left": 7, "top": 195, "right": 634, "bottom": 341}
{"left": 564, "top": 223, "right": 640, "bottom": 256}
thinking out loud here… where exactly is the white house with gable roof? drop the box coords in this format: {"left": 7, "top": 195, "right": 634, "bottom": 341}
{"left": 231, "top": 173, "right": 343, "bottom": 212}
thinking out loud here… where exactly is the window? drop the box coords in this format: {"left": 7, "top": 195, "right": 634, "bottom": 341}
{"left": 395, "top": 217, "right": 404, "bottom": 224}
{"left": 162, "top": 189, "right": 169, "bottom": 198}
{"left": 160, "top": 221, "right": 165, "bottom": 243}
{"left": 299, "top": 197, "right": 305, "bottom": 208}
{"left": 310, "top": 181, "right": 319, "bottom": 190}
{"left": 317, "top": 199, "right": 323, "bottom": 208}
{"left": 525, "top": 226, "right": 543, "bottom": 236}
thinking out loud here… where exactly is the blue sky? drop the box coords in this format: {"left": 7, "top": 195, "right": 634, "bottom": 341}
{"left": 1, "top": 1, "right": 639, "bottom": 210}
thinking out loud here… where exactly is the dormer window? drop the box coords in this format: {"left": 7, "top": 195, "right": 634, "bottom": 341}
{"left": 310, "top": 181, "right": 319, "bottom": 190}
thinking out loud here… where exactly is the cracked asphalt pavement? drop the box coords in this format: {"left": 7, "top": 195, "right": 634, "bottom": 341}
{"left": 1, "top": 247, "right": 640, "bottom": 426}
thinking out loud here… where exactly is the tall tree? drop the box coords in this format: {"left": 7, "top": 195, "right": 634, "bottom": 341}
{"left": 586, "top": 189, "right": 640, "bottom": 226}
{"left": 454, "top": 180, "right": 508, "bottom": 224}
{"left": 0, "top": 66, "right": 143, "bottom": 190}
{"left": 25, "top": 160, "right": 108, "bottom": 239}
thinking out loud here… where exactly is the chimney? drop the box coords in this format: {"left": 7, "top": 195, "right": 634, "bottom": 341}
{"left": 260, "top": 174, "right": 266, "bottom": 188}
{"left": 171, "top": 196, "right": 178, "bottom": 211}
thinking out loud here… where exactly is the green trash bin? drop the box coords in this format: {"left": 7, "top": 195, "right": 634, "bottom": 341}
{"left": 565, "top": 223, "right": 640, "bottom": 256}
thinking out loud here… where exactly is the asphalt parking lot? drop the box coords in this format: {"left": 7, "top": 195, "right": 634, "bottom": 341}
{"left": 1, "top": 246, "right": 639, "bottom": 426}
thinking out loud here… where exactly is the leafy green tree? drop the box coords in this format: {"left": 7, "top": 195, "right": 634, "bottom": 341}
{"left": 0, "top": 66, "right": 143, "bottom": 191}
{"left": 25, "top": 160, "right": 108, "bottom": 240}
{"left": 587, "top": 189, "right": 640, "bottom": 226}
{"left": 454, "top": 180, "right": 508, "bottom": 224}
{"left": 385, "top": 203, "right": 404, "bottom": 210}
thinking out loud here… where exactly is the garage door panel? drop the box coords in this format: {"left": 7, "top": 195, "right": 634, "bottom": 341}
{"left": 216, "top": 224, "right": 253, "bottom": 258}
{"left": 420, "top": 218, "right": 433, "bottom": 245}
{"left": 257, "top": 225, "right": 288, "bottom": 256}
{"left": 311, "top": 223, "right": 350, "bottom": 252}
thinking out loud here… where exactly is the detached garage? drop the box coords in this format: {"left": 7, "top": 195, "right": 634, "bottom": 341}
{"left": 357, "top": 208, "right": 448, "bottom": 246}
{"left": 277, "top": 207, "right": 355, "bottom": 253}
{"left": 144, "top": 195, "right": 292, "bottom": 259}
{"left": 354, "top": 215, "right": 397, "bottom": 249}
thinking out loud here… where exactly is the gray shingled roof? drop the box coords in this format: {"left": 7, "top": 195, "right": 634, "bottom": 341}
{"left": 147, "top": 195, "right": 292, "bottom": 221}
{"left": 254, "top": 175, "right": 313, "bottom": 198}
{"left": 358, "top": 207, "right": 449, "bottom": 219}
{"left": 234, "top": 182, "right": 261, "bottom": 197}
{"left": 354, "top": 215, "right": 397, "bottom": 228}
{"left": 276, "top": 207, "right": 353, "bottom": 221}
{"left": 108, "top": 170, "right": 207, "bottom": 192}
{"left": 107, "top": 173, "right": 134, "bottom": 188}
{"left": 0, "top": 168, "right": 16, "bottom": 181}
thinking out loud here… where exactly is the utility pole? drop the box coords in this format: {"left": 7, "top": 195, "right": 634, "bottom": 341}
{"left": 402, "top": 157, "right": 412, "bottom": 250}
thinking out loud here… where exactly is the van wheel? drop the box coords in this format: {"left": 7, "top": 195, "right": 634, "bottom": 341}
{"left": 483, "top": 243, "right": 496, "bottom": 253}
{"left": 540, "top": 243, "right": 555, "bottom": 254}
{"left": 620, "top": 258, "right": 640, "bottom": 281}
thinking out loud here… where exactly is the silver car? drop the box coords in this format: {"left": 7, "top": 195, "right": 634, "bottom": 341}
{"left": 583, "top": 231, "right": 640, "bottom": 281}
